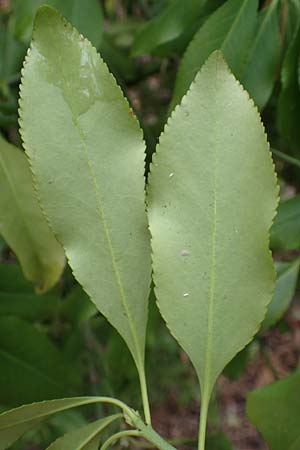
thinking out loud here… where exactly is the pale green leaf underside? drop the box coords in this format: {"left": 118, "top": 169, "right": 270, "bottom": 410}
{"left": 0, "top": 397, "right": 99, "bottom": 450}
{"left": 148, "top": 52, "right": 278, "bottom": 399}
{"left": 19, "top": 7, "right": 151, "bottom": 369}
{"left": 46, "top": 415, "right": 121, "bottom": 450}
{"left": 0, "top": 135, "right": 64, "bottom": 292}
{"left": 170, "top": 0, "right": 258, "bottom": 110}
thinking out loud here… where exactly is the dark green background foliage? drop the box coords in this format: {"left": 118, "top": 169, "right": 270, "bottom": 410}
{"left": 0, "top": 1, "right": 299, "bottom": 449}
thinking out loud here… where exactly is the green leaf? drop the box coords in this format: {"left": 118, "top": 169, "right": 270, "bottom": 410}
{"left": 247, "top": 371, "right": 300, "bottom": 450}
{"left": 0, "top": 20, "right": 26, "bottom": 81}
{"left": 262, "top": 259, "right": 300, "bottom": 330}
{"left": 270, "top": 196, "right": 300, "bottom": 250}
{"left": 148, "top": 52, "right": 278, "bottom": 440}
{"left": 277, "top": 0, "right": 300, "bottom": 153}
{"left": 19, "top": 6, "right": 151, "bottom": 393}
{"left": 241, "top": 0, "right": 281, "bottom": 110}
{"left": 206, "top": 432, "right": 233, "bottom": 450}
{"left": 45, "top": 415, "right": 122, "bottom": 450}
{"left": 131, "top": 0, "right": 206, "bottom": 56}
{"left": 0, "top": 316, "right": 81, "bottom": 407}
{"left": 289, "top": 435, "right": 300, "bottom": 450}
{"left": 62, "top": 286, "right": 97, "bottom": 325}
{"left": 11, "top": 0, "right": 103, "bottom": 47}
{"left": 0, "top": 265, "right": 60, "bottom": 321}
{"left": 0, "top": 136, "right": 65, "bottom": 292}
{"left": 170, "top": 0, "right": 258, "bottom": 110}
{"left": 57, "top": 0, "right": 104, "bottom": 49}
{"left": 0, "top": 397, "right": 101, "bottom": 450}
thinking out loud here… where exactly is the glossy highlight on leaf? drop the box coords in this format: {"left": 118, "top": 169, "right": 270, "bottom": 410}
{"left": 19, "top": 5, "right": 151, "bottom": 414}
{"left": 0, "top": 135, "right": 65, "bottom": 292}
{"left": 148, "top": 51, "right": 278, "bottom": 441}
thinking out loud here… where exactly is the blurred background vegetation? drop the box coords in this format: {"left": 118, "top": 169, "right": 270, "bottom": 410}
{"left": 0, "top": 1, "right": 300, "bottom": 449}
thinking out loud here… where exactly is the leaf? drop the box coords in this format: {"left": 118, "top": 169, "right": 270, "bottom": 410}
{"left": 0, "top": 19, "right": 27, "bottom": 81}
{"left": 45, "top": 415, "right": 121, "bottom": 450}
{"left": 148, "top": 51, "right": 278, "bottom": 425}
{"left": 261, "top": 259, "right": 300, "bottom": 330}
{"left": 247, "top": 371, "right": 300, "bottom": 450}
{"left": 0, "top": 264, "right": 59, "bottom": 321}
{"left": 277, "top": 0, "right": 300, "bottom": 153}
{"left": 270, "top": 196, "right": 300, "bottom": 250}
{"left": 0, "top": 397, "right": 101, "bottom": 450}
{"left": 19, "top": 7, "right": 151, "bottom": 382}
{"left": 57, "top": 0, "right": 104, "bottom": 49}
{"left": 11, "top": 0, "right": 103, "bottom": 47}
{"left": 131, "top": 0, "right": 206, "bottom": 56}
{"left": 170, "top": 0, "right": 258, "bottom": 110}
{"left": 241, "top": 0, "right": 281, "bottom": 110}
{"left": 0, "top": 316, "right": 81, "bottom": 407}
{"left": 206, "top": 432, "right": 233, "bottom": 450}
{"left": 61, "top": 286, "right": 97, "bottom": 325}
{"left": 289, "top": 435, "right": 300, "bottom": 450}
{"left": 0, "top": 136, "right": 65, "bottom": 292}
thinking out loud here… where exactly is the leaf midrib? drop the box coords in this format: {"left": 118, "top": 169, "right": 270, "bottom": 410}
{"left": 221, "top": 0, "right": 252, "bottom": 51}
{"left": 50, "top": 416, "right": 120, "bottom": 450}
{"left": 52, "top": 45, "right": 143, "bottom": 368}
{"left": 0, "top": 348, "right": 65, "bottom": 391}
{"left": 0, "top": 398, "right": 97, "bottom": 431}
{"left": 243, "top": 0, "right": 278, "bottom": 69}
{"left": 202, "top": 59, "right": 220, "bottom": 397}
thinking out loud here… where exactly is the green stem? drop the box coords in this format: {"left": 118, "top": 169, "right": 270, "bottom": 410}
{"left": 138, "top": 365, "right": 152, "bottom": 425}
{"left": 92, "top": 396, "right": 136, "bottom": 420}
{"left": 271, "top": 148, "right": 300, "bottom": 168}
{"left": 100, "top": 430, "right": 142, "bottom": 450}
{"left": 132, "top": 415, "right": 177, "bottom": 450}
{"left": 198, "top": 392, "right": 210, "bottom": 450}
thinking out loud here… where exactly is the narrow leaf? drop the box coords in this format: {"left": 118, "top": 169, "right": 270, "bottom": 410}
{"left": 247, "top": 372, "right": 300, "bottom": 450}
{"left": 148, "top": 51, "right": 278, "bottom": 420}
{"left": 0, "top": 316, "right": 81, "bottom": 407}
{"left": 0, "top": 397, "right": 101, "bottom": 450}
{"left": 19, "top": 7, "right": 151, "bottom": 379}
{"left": 46, "top": 415, "right": 121, "bottom": 450}
{"left": 270, "top": 196, "right": 300, "bottom": 250}
{"left": 57, "top": 0, "right": 103, "bottom": 48}
{"left": 11, "top": 0, "right": 103, "bottom": 47}
{"left": 170, "top": 0, "right": 258, "bottom": 110}
{"left": 0, "top": 264, "right": 60, "bottom": 323}
{"left": 241, "top": 0, "right": 281, "bottom": 109}
{"left": 0, "top": 136, "right": 65, "bottom": 292}
{"left": 261, "top": 259, "right": 300, "bottom": 330}
{"left": 131, "top": 0, "right": 206, "bottom": 56}
{"left": 277, "top": 0, "right": 300, "bottom": 153}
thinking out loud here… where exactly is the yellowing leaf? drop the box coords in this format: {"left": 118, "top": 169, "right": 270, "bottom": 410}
{"left": 0, "top": 136, "right": 65, "bottom": 292}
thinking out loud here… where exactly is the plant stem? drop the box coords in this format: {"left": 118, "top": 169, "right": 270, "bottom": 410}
{"left": 100, "top": 429, "right": 142, "bottom": 450}
{"left": 271, "top": 148, "right": 300, "bottom": 168}
{"left": 138, "top": 366, "right": 152, "bottom": 425}
{"left": 132, "top": 415, "right": 177, "bottom": 450}
{"left": 198, "top": 392, "right": 210, "bottom": 450}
